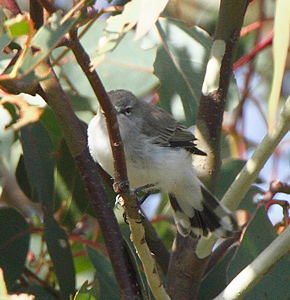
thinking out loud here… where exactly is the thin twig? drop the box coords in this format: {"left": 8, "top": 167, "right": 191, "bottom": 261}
{"left": 36, "top": 60, "right": 142, "bottom": 299}
{"left": 69, "top": 29, "right": 172, "bottom": 299}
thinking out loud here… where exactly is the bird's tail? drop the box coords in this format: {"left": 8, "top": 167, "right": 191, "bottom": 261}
{"left": 169, "top": 186, "right": 239, "bottom": 238}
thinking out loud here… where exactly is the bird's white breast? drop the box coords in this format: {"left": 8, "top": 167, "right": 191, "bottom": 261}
{"left": 87, "top": 114, "right": 115, "bottom": 176}
{"left": 87, "top": 113, "right": 204, "bottom": 215}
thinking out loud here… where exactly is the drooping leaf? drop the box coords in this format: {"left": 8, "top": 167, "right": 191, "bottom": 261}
{"left": 148, "top": 19, "right": 212, "bottom": 125}
{"left": 40, "top": 106, "right": 63, "bottom": 148}
{"left": 15, "top": 155, "right": 32, "bottom": 199}
{"left": 228, "top": 207, "right": 290, "bottom": 299}
{"left": 44, "top": 215, "right": 75, "bottom": 300}
{"left": 86, "top": 246, "right": 119, "bottom": 300}
{"left": 198, "top": 246, "right": 237, "bottom": 299}
{"left": 135, "top": 0, "right": 169, "bottom": 40}
{"left": 267, "top": 0, "right": 290, "bottom": 131}
{"left": 0, "top": 207, "right": 30, "bottom": 288}
{"left": 20, "top": 121, "right": 55, "bottom": 213}
{"left": 73, "top": 280, "right": 100, "bottom": 300}
{"left": 53, "top": 20, "right": 158, "bottom": 102}
{"left": 18, "top": 11, "right": 77, "bottom": 76}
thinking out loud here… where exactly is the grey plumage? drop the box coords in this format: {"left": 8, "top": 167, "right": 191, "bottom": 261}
{"left": 87, "top": 89, "right": 239, "bottom": 238}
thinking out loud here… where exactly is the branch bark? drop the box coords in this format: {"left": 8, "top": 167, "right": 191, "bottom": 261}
{"left": 68, "top": 31, "right": 170, "bottom": 299}
{"left": 35, "top": 61, "right": 142, "bottom": 299}
{"left": 166, "top": 1, "right": 250, "bottom": 299}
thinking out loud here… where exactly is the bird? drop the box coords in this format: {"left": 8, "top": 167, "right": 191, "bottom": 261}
{"left": 87, "top": 89, "right": 238, "bottom": 238}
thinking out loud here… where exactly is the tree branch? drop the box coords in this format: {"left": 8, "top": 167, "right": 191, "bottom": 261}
{"left": 166, "top": 1, "right": 250, "bottom": 299}
{"left": 35, "top": 61, "right": 142, "bottom": 299}
{"left": 214, "top": 221, "right": 290, "bottom": 300}
{"left": 68, "top": 28, "right": 171, "bottom": 299}
{"left": 68, "top": 30, "right": 130, "bottom": 195}
{"left": 166, "top": 234, "right": 209, "bottom": 300}
{"left": 30, "top": 0, "right": 44, "bottom": 30}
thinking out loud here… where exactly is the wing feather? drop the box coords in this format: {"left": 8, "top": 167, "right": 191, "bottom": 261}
{"left": 141, "top": 104, "right": 206, "bottom": 155}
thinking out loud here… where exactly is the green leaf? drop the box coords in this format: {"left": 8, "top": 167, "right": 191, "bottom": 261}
{"left": 18, "top": 11, "right": 77, "bottom": 77}
{"left": 267, "top": 0, "right": 290, "bottom": 131}
{"left": 55, "top": 138, "right": 96, "bottom": 219}
{"left": 120, "top": 226, "right": 153, "bottom": 299}
{"left": 27, "top": 283, "right": 59, "bottom": 300}
{"left": 0, "top": 104, "right": 14, "bottom": 161}
{"left": 15, "top": 155, "right": 32, "bottom": 199}
{"left": 44, "top": 215, "right": 75, "bottom": 300}
{"left": 151, "top": 19, "right": 212, "bottom": 126}
{"left": 53, "top": 20, "right": 158, "bottom": 101}
{"left": 40, "top": 107, "right": 63, "bottom": 148}
{"left": 20, "top": 121, "right": 55, "bottom": 213}
{"left": 198, "top": 247, "right": 237, "bottom": 299}
{"left": 4, "top": 14, "right": 30, "bottom": 38}
{"left": 104, "top": 0, "right": 141, "bottom": 49}
{"left": 135, "top": 0, "right": 169, "bottom": 40}
{"left": 73, "top": 280, "right": 100, "bottom": 300}
{"left": 216, "top": 158, "right": 258, "bottom": 214}
{"left": 0, "top": 33, "right": 14, "bottom": 72}
{"left": 228, "top": 207, "right": 290, "bottom": 299}
{"left": 72, "top": 243, "right": 95, "bottom": 275}
{"left": 86, "top": 246, "right": 119, "bottom": 300}
{"left": 0, "top": 207, "right": 30, "bottom": 288}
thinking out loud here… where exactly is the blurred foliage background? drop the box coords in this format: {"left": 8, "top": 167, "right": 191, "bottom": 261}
{"left": 0, "top": 0, "right": 290, "bottom": 299}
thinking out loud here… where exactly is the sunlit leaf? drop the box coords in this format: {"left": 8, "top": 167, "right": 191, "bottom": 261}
{"left": 102, "top": 0, "right": 141, "bottom": 53}
{"left": 0, "top": 269, "right": 8, "bottom": 298}
{"left": 1, "top": 95, "right": 43, "bottom": 131}
{"left": 135, "top": 0, "right": 169, "bottom": 40}
{"left": 53, "top": 20, "right": 158, "bottom": 100}
{"left": 267, "top": 0, "right": 290, "bottom": 131}
{"left": 73, "top": 280, "right": 100, "bottom": 300}
{"left": 18, "top": 11, "right": 77, "bottom": 76}
{"left": 4, "top": 14, "right": 30, "bottom": 38}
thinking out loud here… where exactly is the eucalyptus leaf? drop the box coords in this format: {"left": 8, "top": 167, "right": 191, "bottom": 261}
{"left": 147, "top": 19, "right": 212, "bottom": 126}
{"left": 20, "top": 121, "right": 55, "bottom": 213}
{"left": 86, "top": 246, "right": 119, "bottom": 300}
{"left": 44, "top": 215, "right": 75, "bottom": 300}
{"left": 19, "top": 11, "right": 77, "bottom": 76}
{"left": 53, "top": 20, "right": 158, "bottom": 105}
{"left": 0, "top": 207, "right": 30, "bottom": 289}
{"left": 228, "top": 207, "right": 290, "bottom": 299}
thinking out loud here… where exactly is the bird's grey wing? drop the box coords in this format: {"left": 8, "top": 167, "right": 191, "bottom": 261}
{"left": 141, "top": 105, "right": 206, "bottom": 155}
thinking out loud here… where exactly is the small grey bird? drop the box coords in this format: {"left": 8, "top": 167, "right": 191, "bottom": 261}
{"left": 87, "top": 89, "right": 238, "bottom": 238}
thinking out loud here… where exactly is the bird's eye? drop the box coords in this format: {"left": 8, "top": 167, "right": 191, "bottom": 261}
{"left": 124, "top": 106, "right": 132, "bottom": 116}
